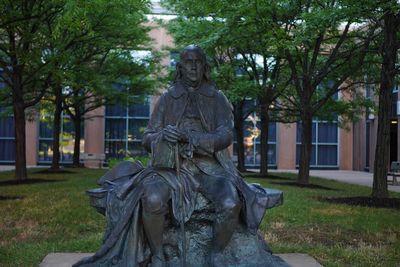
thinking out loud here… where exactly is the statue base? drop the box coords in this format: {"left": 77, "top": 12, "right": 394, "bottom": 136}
{"left": 40, "top": 253, "right": 323, "bottom": 267}
{"left": 156, "top": 194, "right": 290, "bottom": 267}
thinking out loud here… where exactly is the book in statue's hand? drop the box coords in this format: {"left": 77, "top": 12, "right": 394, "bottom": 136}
{"left": 151, "top": 135, "right": 176, "bottom": 169}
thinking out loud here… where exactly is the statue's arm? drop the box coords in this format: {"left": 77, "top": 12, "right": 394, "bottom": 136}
{"left": 142, "top": 93, "right": 166, "bottom": 152}
{"left": 191, "top": 91, "right": 233, "bottom": 155}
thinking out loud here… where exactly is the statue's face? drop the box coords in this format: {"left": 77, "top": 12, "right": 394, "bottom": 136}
{"left": 180, "top": 51, "right": 204, "bottom": 85}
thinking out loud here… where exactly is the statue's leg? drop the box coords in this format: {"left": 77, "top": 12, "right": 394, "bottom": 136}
{"left": 141, "top": 175, "right": 171, "bottom": 267}
{"left": 201, "top": 176, "right": 241, "bottom": 266}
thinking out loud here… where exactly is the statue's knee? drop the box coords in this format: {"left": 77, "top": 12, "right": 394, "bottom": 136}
{"left": 142, "top": 193, "right": 167, "bottom": 214}
{"left": 219, "top": 197, "right": 241, "bottom": 214}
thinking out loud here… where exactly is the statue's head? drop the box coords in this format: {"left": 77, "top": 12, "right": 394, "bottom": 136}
{"left": 175, "top": 45, "right": 211, "bottom": 86}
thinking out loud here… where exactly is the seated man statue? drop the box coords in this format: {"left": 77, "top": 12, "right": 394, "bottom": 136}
{"left": 74, "top": 45, "right": 289, "bottom": 267}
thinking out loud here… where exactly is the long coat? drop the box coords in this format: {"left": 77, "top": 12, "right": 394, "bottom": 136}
{"left": 73, "top": 82, "right": 283, "bottom": 267}
{"left": 143, "top": 81, "right": 280, "bottom": 232}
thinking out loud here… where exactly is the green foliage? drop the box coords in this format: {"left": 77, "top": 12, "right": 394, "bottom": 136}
{"left": 0, "top": 169, "right": 399, "bottom": 266}
{"left": 107, "top": 155, "right": 150, "bottom": 168}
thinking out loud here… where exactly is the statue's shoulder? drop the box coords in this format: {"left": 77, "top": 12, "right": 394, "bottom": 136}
{"left": 165, "top": 83, "right": 185, "bottom": 99}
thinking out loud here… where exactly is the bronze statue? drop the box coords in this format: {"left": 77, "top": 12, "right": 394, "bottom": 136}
{"left": 74, "top": 45, "right": 290, "bottom": 267}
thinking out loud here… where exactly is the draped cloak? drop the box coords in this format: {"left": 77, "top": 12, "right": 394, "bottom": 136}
{"left": 73, "top": 81, "right": 282, "bottom": 267}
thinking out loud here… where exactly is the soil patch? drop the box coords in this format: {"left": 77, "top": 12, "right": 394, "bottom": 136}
{"left": 242, "top": 173, "right": 292, "bottom": 180}
{"left": 320, "top": 196, "right": 400, "bottom": 209}
{"left": 0, "top": 178, "right": 65, "bottom": 186}
{"left": 0, "top": 195, "right": 24, "bottom": 200}
{"left": 35, "top": 168, "right": 75, "bottom": 174}
{"left": 270, "top": 181, "right": 339, "bottom": 191}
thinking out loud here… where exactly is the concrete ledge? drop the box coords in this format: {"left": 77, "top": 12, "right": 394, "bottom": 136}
{"left": 40, "top": 252, "right": 323, "bottom": 267}
{"left": 276, "top": 253, "right": 323, "bottom": 267}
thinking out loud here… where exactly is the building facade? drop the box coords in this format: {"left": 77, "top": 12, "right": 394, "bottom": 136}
{"left": 0, "top": 9, "right": 399, "bottom": 171}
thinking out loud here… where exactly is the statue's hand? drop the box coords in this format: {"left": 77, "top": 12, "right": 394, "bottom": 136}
{"left": 163, "top": 125, "right": 183, "bottom": 143}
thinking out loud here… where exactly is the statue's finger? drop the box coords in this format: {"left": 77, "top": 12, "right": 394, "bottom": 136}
{"left": 164, "top": 129, "right": 181, "bottom": 137}
{"left": 164, "top": 135, "right": 178, "bottom": 143}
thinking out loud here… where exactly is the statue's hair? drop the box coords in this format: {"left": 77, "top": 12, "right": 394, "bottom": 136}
{"left": 174, "top": 45, "right": 211, "bottom": 83}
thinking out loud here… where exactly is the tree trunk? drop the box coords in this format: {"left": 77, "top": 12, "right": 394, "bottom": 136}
{"left": 51, "top": 86, "right": 62, "bottom": 170}
{"left": 13, "top": 101, "right": 28, "bottom": 180}
{"left": 11, "top": 67, "right": 28, "bottom": 181}
{"left": 372, "top": 11, "right": 398, "bottom": 198}
{"left": 297, "top": 112, "right": 313, "bottom": 184}
{"left": 259, "top": 105, "right": 270, "bottom": 176}
{"left": 72, "top": 113, "right": 82, "bottom": 167}
{"left": 233, "top": 102, "right": 246, "bottom": 172}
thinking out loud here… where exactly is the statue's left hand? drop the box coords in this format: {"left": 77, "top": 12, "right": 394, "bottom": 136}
{"left": 163, "top": 125, "right": 188, "bottom": 143}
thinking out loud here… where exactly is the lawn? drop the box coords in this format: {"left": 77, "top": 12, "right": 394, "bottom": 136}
{"left": 0, "top": 168, "right": 399, "bottom": 267}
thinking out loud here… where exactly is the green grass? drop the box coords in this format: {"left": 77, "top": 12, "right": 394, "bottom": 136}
{"left": 0, "top": 168, "right": 399, "bottom": 267}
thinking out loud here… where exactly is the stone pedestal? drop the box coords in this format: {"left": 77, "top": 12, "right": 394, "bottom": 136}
{"left": 40, "top": 253, "right": 323, "bottom": 267}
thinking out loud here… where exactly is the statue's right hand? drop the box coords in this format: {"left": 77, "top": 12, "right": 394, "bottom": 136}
{"left": 162, "top": 125, "right": 181, "bottom": 143}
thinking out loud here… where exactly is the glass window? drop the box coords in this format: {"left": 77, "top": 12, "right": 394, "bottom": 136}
{"left": 105, "top": 96, "right": 150, "bottom": 159}
{"left": 0, "top": 140, "right": 15, "bottom": 161}
{"left": 296, "top": 120, "right": 338, "bottom": 167}
{"left": 317, "top": 122, "right": 338, "bottom": 143}
{"left": 233, "top": 104, "right": 277, "bottom": 167}
{"left": 0, "top": 116, "right": 15, "bottom": 137}
{"left": 296, "top": 144, "right": 317, "bottom": 166}
{"left": 0, "top": 106, "right": 15, "bottom": 162}
{"left": 105, "top": 119, "right": 127, "bottom": 140}
{"left": 317, "top": 145, "right": 338, "bottom": 165}
{"left": 296, "top": 122, "right": 316, "bottom": 143}
{"left": 38, "top": 112, "right": 80, "bottom": 164}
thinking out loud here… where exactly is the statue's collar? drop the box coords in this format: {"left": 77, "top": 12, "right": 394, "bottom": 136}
{"left": 169, "top": 81, "right": 215, "bottom": 98}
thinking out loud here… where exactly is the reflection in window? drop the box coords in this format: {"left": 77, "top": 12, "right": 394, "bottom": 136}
{"left": 296, "top": 121, "right": 338, "bottom": 167}
{"left": 38, "top": 113, "right": 82, "bottom": 163}
{"left": 105, "top": 97, "right": 150, "bottom": 159}
{"left": 233, "top": 100, "right": 277, "bottom": 167}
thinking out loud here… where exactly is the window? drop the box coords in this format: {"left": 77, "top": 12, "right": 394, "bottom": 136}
{"left": 233, "top": 99, "right": 277, "bottom": 167}
{"left": 0, "top": 106, "right": 15, "bottom": 163}
{"left": 105, "top": 96, "right": 150, "bottom": 159}
{"left": 296, "top": 120, "right": 339, "bottom": 167}
{"left": 38, "top": 112, "right": 78, "bottom": 163}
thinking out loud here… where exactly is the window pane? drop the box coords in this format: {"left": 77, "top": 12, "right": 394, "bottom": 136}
{"left": 128, "top": 100, "right": 150, "bottom": 117}
{"left": 40, "top": 118, "right": 53, "bottom": 138}
{"left": 296, "top": 144, "right": 316, "bottom": 165}
{"left": 105, "top": 141, "right": 126, "bottom": 159}
{"left": 318, "top": 122, "right": 338, "bottom": 143}
{"left": 255, "top": 143, "right": 276, "bottom": 165}
{"left": 296, "top": 122, "right": 316, "bottom": 143}
{"left": 317, "top": 145, "right": 338, "bottom": 166}
{"left": 0, "top": 116, "right": 15, "bottom": 137}
{"left": 244, "top": 143, "right": 255, "bottom": 166}
{"left": 128, "top": 119, "right": 148, "bottom": 140}
{"left": 105, "top": 119, "right": 126, "bottom": 139}
{"left": 38, "top": 140, "right": 53, "bottom": 162}
{"left": 106, "top": 104, "right": 126, "bottom": 117}
{"left": 62, "top": 117, "right": 74, "bottom": 137}
{"left": 269, "top": 122, "right": 276, "bottom": 142}
{"left": 61, "top": 139, "right": 74, "bottom": 162}
{"left": 0, "top": 140, "right": 15, "bottom": 161}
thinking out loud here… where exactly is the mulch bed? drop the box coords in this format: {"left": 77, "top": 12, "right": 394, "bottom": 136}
{"left": 270, "top": 181, "right": 339, "bottom": 191}
{"left": 0, "top": 195, "right": 24, "bottom": 201}
{"left": 319, "top": 196, "right": 400, "bottom": 209}
{"left": 0, "top": 178, "right": 64, "bottom": 186}
{"left": 35, "top": 168, "right": 75, "bottom": 174}
{"left": 241, "top": 172, "right": 292, "bottom": 180}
